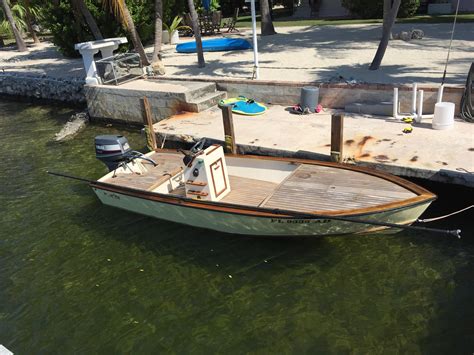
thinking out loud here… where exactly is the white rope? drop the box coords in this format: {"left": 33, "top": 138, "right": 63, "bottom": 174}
{"left": 441, "top": 0, "right": 460, "bottom": 84}
{"left": 160, "top": 133, "right": 167, "bottom": 149}
{"left": 418, "top": 205, "right": 474, "bottom": 223}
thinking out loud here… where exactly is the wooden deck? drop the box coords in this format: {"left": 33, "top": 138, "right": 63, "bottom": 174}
{"left": 261, "top": 164, "right": 416, "bottom": 212}
{"left": 221, "top": 176, "right": 278, "bottom": 207}
{"left": 103, "top": 152, "right": 183, "bottom": 191}
{"left": 103, "top": 152, "right": 418, "bottom": 213}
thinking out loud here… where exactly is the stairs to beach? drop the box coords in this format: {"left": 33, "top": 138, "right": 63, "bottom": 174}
{"left": 85, "top": 79, "right": 227, "bottom": 124}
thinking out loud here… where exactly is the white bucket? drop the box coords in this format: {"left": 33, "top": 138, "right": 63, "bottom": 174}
{"left": 432, "top": 102, "right": 455, "bottom": 130}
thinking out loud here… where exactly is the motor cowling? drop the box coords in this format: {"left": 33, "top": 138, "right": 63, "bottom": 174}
{"left": 95, "top": 135, "right": 132, "bottom": 171}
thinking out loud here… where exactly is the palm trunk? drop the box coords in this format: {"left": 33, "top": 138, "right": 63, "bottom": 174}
{"left": 382, "top": 0, "right": 392, "bottom": 40}
{"left": 23, "top": 0, "right": 39, "bottom": 44}
{"left": 369, "top": 0, "right": 401, "bottom": 71}
{"left": 260, "top": 0, "right": 276, "bottom": 36}
{"left": 76, "top": 0, "right": 103, "bottom": 40}
{"left": 122, "top": 3, "right": 150, "bottom": 66}
{"left": 151, "top": 0, "right": 162, "bottom": 62}
{"left": 1, "top": 0, "right": 27, "bottom": 51}
{"left": 187, "top": 0, "right": 205, "bottom": 68}
{"left": 70, "top": 0, "right": 86, "bottom": 39}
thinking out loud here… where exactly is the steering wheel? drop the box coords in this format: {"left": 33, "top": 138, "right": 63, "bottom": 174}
{"left": 179, "top": 138, "right": 206, "bottom": 166}
{"left": 190, "top": 138, "right": 206, "bottom": 153}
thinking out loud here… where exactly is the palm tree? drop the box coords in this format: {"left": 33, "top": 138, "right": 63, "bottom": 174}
{"left": 260, "top": 0, "right": 276, "bottom": 36}
{"left": 369, "top": 0, "right": 401, "bottom": 70}
{"left": 0, "top": 0, "right": 27, "bottom": 51}
{"left": 187, "top": 0, "right": 204, "bottom": 67}
{"left": 72, "top": 0, "right": 103, "bottom": 40}
{"left": 151, "top": 0, "right": 162, "bottom": 61}
{"left": 103, "top": 0, "right": 150, "bottom": 66}
{"left": 22, "top": 0, "right": 39, "bottom": 44}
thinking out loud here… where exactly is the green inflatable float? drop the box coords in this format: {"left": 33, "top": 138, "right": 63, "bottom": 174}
{"left": 219, "top": 96, "right": 267, "bottom": 116}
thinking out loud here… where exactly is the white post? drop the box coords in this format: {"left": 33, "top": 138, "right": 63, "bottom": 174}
{"left": 393, "top": 87, "right": 399, "bottom": 118}
{"left": 77, "top": 48, "right": 101, "bottom": 85}
{"left": 250, "top": 0, "right": 259, "bottom": 79}
{"left": 416, "top": 89, "right": 423, "bottom": 123}
{"left": 411, "top": 83, "right": 417, "bottom": 115}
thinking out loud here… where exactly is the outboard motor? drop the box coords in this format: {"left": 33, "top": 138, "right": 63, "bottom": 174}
{"left": 95, "top": 135, "right": 132, "bottom": 171}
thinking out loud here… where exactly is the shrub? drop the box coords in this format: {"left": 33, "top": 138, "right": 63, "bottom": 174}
{"left": 40, "top": 0, "right": 132, "bottom": 57}
{"left": 341, "top": 0, "right": 420, "bottom": 19}
{"left": 39, "top": 0, "right": 160, "bottom": 57}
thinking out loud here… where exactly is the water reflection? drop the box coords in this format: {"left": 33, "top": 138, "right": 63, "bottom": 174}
{"left": 0, "top": 99, "right": 473, "bottom": 353}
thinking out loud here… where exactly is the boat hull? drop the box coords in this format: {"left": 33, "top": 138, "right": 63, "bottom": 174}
{"left": 92, "top": 186, "right": 432, "bottom": 237}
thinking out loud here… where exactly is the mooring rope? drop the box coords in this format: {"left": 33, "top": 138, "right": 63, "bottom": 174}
{"left": 417, "top": 205, "right": 474, "bottom": 223}
{"left": 161, "top": 133, "right": 168, "bottom": 149}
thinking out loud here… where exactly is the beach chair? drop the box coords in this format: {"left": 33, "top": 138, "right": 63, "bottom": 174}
{"left": 222, "top": 8, "right": 239, "bottom": 33}
{"left": 212, "top": 11, "right": 222, "bottom": 33}
{"left": 199, "top": 12, "right": 215, "bottom": 35}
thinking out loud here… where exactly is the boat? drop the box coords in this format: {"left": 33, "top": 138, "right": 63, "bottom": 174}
{"left": 176, "top": 38, "right": 251, "bottom": 53}
{"left": 87, "top": 135, "right": 437, "bottom": 237}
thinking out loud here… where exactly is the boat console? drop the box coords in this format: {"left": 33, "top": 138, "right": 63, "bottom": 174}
{"left": 183, "top": 144, "right": 231, "bottom": 201}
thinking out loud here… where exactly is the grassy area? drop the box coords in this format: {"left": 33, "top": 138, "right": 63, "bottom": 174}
{"left": 235, "top": 12, "right": 474, "bottom": 28}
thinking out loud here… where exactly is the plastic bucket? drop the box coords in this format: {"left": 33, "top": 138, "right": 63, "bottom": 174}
{"left": 432, "top": 102, "right": 455, "bottom": 130}
{"left": 300, "top": 87, "right": 319, "bottom": 112}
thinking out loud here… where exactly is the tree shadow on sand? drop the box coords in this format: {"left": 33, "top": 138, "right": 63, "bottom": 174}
{"left": 164, "top": 23, "right": 473, "bottom": 84}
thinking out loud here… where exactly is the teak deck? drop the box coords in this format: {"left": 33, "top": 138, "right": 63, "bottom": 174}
{"left": 103, "top": 151, "right": 418, "bottom": 213}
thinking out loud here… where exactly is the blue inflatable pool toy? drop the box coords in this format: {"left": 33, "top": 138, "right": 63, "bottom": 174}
{"left": 176, "top": 38, "right": 251, "bottom": 53}
{"left": 219, "top": 96, "right": 267, "bottom": 116}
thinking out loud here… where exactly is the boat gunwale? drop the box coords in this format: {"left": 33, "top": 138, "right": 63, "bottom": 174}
{"left": 91, "top": 181, "right": 434, "bottom": 219}
{"left": 92, "top": 149, "right": 436, "bottom": 218}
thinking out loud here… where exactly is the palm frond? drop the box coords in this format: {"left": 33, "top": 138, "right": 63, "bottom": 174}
{"left": 0, "top": 20, "right": 11, "bottom": 35}
{"left": 27, "top": 4, "right": 41, "bottom": 19}
{"left": 163, "top": 16, "right": 190, "bottom": 33}
{"left": 102, "top": 0, "right": 129, "bottom": 29}
{"left": 0, "top": 2, "right": 28, "bottom": 34}
{"left": 11, "top": 3, "right": 26, "bottom": 18}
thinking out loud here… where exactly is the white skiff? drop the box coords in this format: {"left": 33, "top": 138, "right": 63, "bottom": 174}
{"left": 90, "top": 142, "right": 436, "bottom": 237}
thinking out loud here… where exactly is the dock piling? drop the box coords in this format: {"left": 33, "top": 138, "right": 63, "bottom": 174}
{"left": 141, "top": 96, "right": 158, "bottom": 151}
{"left": 220, "top": 105, "right": 237, "bottom": 154}
{"left": 331, "top": 113, "right": 344, "bottom": 163}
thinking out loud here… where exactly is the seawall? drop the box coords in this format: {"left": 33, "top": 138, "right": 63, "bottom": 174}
{"left": 0, "top": 73, "right": 86, "bottom": 104}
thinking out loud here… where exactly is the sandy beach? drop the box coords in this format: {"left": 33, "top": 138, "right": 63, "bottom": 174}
{"left": 1, "top": 22, "right": 472, "bottom": 85}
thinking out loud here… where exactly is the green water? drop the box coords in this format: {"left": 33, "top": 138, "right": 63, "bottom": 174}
{"left": 0, "top": 99, "right": 473, "bottom": 354}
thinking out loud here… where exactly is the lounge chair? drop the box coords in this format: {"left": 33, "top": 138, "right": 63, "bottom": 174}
{"left": 222, "top": 8, "right": 239, "bottom": 33}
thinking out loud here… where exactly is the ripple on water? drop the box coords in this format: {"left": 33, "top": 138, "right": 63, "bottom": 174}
{"left": 0, "top": 99, "right": 473, "bottom": 353}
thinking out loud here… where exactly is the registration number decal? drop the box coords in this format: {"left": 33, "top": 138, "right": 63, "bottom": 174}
{"left": 270, "top": 218, "right": 331, "bottom": 224}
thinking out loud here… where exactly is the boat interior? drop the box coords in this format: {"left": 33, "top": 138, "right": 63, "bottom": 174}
{"left": 99, "top": 145, "right": 418, "bottom": 213}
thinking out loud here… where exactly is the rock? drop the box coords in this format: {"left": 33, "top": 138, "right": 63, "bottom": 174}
{"left": 411, "top": 29, "right": 424, "bottom": 40}
{"left": 151, "top": 60, "right": 166, "bottom": 76}
{"left": 54, "top": 111, "right": 89, "bottom": 142}
{"left": 394, "top": 29, "right": 424, "bottom": 41}
{"left": 399, "top": 31, "right": 411, "bottom": 41}
{"left": 0, "top": 73, "right": 86, "bottom": 104}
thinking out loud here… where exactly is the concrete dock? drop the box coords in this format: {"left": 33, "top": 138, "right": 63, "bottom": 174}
{"left": 153, "top": 105, "right": 474, "bottom": 187}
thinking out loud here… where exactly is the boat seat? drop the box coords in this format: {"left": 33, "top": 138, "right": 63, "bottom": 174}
{"left": 147, "top": 167, "right": 183, "bottom": 191}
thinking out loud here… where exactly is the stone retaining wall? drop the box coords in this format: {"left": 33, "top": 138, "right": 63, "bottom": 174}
{"left": 162, "top": 76, "right": 464, "bottom": 115}
{"left": 0, "top": 73, "right": 86, "bottom": 104}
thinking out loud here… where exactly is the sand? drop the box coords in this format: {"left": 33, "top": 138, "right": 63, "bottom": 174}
{"left": 0, "top": 22, "right": 472, "bottom": 85}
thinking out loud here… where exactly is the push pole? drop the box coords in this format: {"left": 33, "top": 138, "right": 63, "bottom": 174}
{"left": 250, "top": 0, "right": 259, "bottom": 79}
